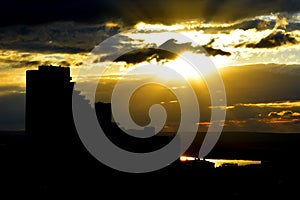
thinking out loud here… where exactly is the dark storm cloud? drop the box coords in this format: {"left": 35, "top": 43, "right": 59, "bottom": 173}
{"left": 114, "top": 48, "right": 177, "bottom": 64}
{"left": 1, "top": 0, "right": 299, "bottom": 26}
{"left": 101, "top": 38, "right": 230, "bottom": 64}
{"left": 203, "top": 45, "right": 231, "bottom": 56}
{"left": 0, "top": 0, "right": 113, "bottom": 26}
{"left": 160, "top": 39, "right": 231, "bottom": 57}
{"left": 159, "top": 39, "right": 195, "bottom": 53}
{"left": 246, "top": 31, "right": 298, "bottom": 48}
{"left": 0, "top": 22, "right": 121, "bottom": 53}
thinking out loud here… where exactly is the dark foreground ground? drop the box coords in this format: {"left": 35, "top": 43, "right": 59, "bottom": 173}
{"left": 1, "top": 131, "right": 300, "bottom": 198}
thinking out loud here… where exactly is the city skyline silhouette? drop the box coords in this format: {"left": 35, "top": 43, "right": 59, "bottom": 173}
{"left": 0, "top": 64, "right": 291, "bottom": 197}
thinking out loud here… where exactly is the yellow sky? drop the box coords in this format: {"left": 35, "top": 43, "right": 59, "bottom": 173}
{"left": 1, "top": 16, "right": 300, "bottom": 132}
{"left": 1, "top": 17, "right": 300, "bottom": 97}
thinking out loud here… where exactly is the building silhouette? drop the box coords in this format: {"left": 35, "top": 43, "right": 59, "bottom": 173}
{"left": 24, "top": 65, "right": 218, "bottom": 188}
{"left": 26, "top": 65, "right": 75, "bottom": 143}
{"left": 25, "top": 65, "right": 175, "bottom": 162}
{"left": 25, "top": 65, "right": 92, "bottom": 174}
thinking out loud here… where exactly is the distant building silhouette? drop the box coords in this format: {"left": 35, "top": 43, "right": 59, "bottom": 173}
{"left": 94, "top": 101, "right": 175, "bottom": 153}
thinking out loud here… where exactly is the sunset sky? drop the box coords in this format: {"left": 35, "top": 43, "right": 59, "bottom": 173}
{"left": 0, "top": 0, "right": 300, "bottom": 132}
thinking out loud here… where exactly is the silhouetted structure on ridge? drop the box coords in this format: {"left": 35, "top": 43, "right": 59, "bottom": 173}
{"left": 95, "top": 101, "right": 175, "bottom": 153}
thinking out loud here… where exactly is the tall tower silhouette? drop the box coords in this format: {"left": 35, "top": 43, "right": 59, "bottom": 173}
{"left": 25, "top": 65, "right": 102, "bottom": 182}
{"left": 26, "top": 65, "right": 75, "bottom": 142}
{"left": 25, "top": 64, "right": 84, "bottom": 164}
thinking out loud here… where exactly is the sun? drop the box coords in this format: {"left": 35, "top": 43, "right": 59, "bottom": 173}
{"left": 162, "top": 51, "right": 225, "bottom": 81}
{"left": 164, "top": 56, "right": 201, "bottom": 80}
{"left": 210, "top": 55, "right": 232, "bottom": 69}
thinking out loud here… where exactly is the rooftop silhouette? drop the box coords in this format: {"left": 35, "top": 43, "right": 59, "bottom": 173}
{"left": 25, "top": 65, "right": 90, "bottom": 174}
{"left": 26, "top": 65, "right": 75, "bottom": 143}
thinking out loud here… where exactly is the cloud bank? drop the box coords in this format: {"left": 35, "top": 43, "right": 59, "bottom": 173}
{"left": 1, "top": 0, "right": 299, "bottom": 26}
